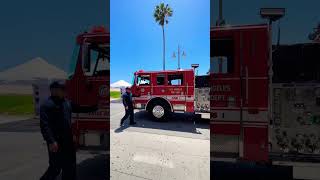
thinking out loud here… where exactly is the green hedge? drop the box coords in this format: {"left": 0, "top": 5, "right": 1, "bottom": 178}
{"left": 110, "top": 91, "right": 121, "bottom": 99}
{"left": 0, "top": 94, "right": 34, "bottom": 115}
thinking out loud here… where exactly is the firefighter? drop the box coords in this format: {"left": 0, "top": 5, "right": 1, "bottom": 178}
{"left": 39, "top": 81, "right": 97, "bottom": 180}
{"left": 120, "top": 87, "right": 136, "bottom": 126}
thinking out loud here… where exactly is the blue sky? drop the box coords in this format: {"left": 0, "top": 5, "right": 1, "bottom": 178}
{"left": 0, "top": 0, "right": 109, "bottom": 72}
{"left": 111, "top": 0, "right": 210, "bottom": 83}
{"left": 1, "top": 0, "right": 319, "bottom": 83}
{"left": 211, "top": 0, "right": 320, "bottom": 43}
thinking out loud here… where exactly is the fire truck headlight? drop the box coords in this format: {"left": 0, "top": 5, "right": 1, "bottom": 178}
{"left": 136, "top": 103, "right": 141, "bottom": 109}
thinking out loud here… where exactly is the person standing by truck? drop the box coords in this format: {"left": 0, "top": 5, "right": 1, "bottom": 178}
{"left": 39, "top": 81, "right": 97, "bottom": 180}
{"left": 120, "top": 87, "right": 136, "bottom": 126}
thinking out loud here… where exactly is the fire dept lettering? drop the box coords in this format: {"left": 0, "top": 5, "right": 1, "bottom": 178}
{"left": 169, "top": 87, "right": 183, "bottom": 94}
{"left": 212, "top": 85, "right": 231, "bottom": 92}
{"left": 88, "top": 110, "right": 109, "bottom": 116}
{"left": 211, "top": 95, "right": 225, "bottom": 101}
{"left": 73, "top": 110, "right": 109, "bottom": 118}
{"left": 211, "top": 85, "right": 231, "bottom": 101}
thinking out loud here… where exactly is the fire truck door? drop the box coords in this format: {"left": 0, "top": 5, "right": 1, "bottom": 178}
{"left": 75, "top": 43, "right": 109, "bottom": 129}
{"left": 136, "top": 74, "right": 152, "bottom": 98}
{"left": 167, "top": 72, "right": 186, "bottom": 111}
{"left": 78, "top": 43, "right": 108, "bottom": 106}
{"left": 88, "top": 43, "right": 109, "bottom": 110}
{"left": 152, "top": 74, "right": 166, "bottom": 96}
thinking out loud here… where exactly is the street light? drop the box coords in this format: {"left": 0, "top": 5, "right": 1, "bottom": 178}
{"left": 172, "top": 45, "right": 186, "bottom": 70}
{"left": 260, "top": 8, "right": 285, "bottom": 22}
{"left": 260, "top": 7, "right": 285, "bottom": 125}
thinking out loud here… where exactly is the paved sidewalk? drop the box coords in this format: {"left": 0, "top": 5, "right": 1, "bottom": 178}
{"left": 110, "top": 130, "right": 210, "bottom": 180}
{"left": 0, "top": 115, "right": 32, "bottom": 124}
{"left": 0, "top": 119, "right": 107, "bottom": 180}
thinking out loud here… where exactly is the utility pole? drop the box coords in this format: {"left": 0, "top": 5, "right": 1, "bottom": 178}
{"left": 172, "top": 45, "right": 186, "bottom": 70}
{"left": 216, "top": 0, "right": 225, "bottom": 26}
{"left": 216, "top": 0, "right": 225, "bottom": 73}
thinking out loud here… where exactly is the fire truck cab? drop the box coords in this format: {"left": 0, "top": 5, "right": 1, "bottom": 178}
{"left": 131, "top": 69, "right": 195, "bottom": 120}
{"left": 65, "top": 27, "right": 110, "bottom": 148}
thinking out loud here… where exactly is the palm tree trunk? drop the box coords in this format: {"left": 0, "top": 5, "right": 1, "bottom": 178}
{"left": 162, "top": 25, "right": 165, "bottom": 70}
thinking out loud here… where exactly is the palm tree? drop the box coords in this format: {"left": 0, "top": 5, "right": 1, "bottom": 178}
{"left": 309, "top": 22, "right": 320, "bottom": 42}
{"left": 153, "top": 3, "right": 173, "bottom": 70}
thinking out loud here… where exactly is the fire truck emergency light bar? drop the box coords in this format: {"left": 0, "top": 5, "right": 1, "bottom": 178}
{"left": 260, "top": 8, "right": 285, "bottom": 21}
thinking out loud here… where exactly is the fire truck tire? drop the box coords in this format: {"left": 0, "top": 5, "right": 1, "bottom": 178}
{"left": 149, "top": 101, "right": 170, "bottom": 121}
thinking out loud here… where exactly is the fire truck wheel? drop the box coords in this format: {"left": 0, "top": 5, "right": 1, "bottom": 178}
{"left": 150, "top": 102, "right": 169, "bottom": 120}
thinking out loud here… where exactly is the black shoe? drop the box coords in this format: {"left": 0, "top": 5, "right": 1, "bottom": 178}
{"left": 129, "top": 122, "right": 137, "bottom": 125}
{"left": 120, "top": 122, "right": 124, "bottom": 126}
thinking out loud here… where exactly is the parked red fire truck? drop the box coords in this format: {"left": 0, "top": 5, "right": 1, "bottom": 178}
{"left": 65, "top": 26, "right": 109, "bottom": 148}
{"left": 131, "top": 23, "right": 320, "bottom": 178}
{"left": 211, "top": 24, "right": 320, "bottom": 179}
{"left": 131, "top": 69, "right": 210, "bottom": 120}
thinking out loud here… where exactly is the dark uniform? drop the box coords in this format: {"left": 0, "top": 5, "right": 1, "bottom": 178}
{"left": 120, "top": 92, "right": 135, "bottom": 125}
{"left": 40, "top": 96, "right": 97, "bottom": 180}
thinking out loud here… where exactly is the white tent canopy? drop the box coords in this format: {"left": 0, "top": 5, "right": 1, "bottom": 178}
{"left": 0, "top": 57, "right": 67, "bottom": 82}
{"left": 110, "top": 80, "right": 131, "bottom": 88}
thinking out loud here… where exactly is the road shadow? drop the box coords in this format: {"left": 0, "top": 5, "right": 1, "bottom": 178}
{"left": 114, "top": 125, "right": 129, "bottom": 133}
{"left": 76, "top": 154, "right": 109, "bottom": 180}
{"left": 0, "top": 118, "right": 40, "bottom": 132}
{"left": 55, "top": 153, "right": 108, "bottom": 180}
{"left": 211, "top": 161, "right": 293, "bottom": 180}
{"left": 115, "top": 110, "right": 209, "bottom": 134}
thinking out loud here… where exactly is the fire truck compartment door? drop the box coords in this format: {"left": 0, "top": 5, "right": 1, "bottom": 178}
{"left": 243, "top": 127, "right": 268, "bottom": 161}
{"left": 195, "top": 87, "right": 210, "bottom": 112}
{"left": 211, "top": 134, "right": 239, "bottom": 157}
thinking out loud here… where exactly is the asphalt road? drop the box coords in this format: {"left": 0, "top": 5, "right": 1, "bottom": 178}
{"left": 111, "top": 102, "right": 320, "bottom": 179}
{"left": 0, "top": 117, "right": 108, "bottom": 180}
{"left": 110, "top": 101, "right": 210, "bottom": 140}
{"left": 110, "top": 101, "right": 210, "bottom": 180}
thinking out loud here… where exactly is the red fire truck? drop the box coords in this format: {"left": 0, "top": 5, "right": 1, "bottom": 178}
{"left": 211, "top": 24, "right": 320, "bottom": 179}
{"left": 210, "top": 24, "right": 269, "bottom": 161}
{"left": 65, "top": 26, "right": 109, "bottom": 148}
{"left": 131, "top": 69, "right": 210, "bottom": 120}
{"left": 131, "top": 24, "right": 320, "bottom": 178}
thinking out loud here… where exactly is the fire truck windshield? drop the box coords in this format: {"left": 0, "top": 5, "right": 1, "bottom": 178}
{"left": 83, "top": 43, "right": 109, "bottom": 76}
{"left": 136, "top": 75, "right": 150, "bottom": 86}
